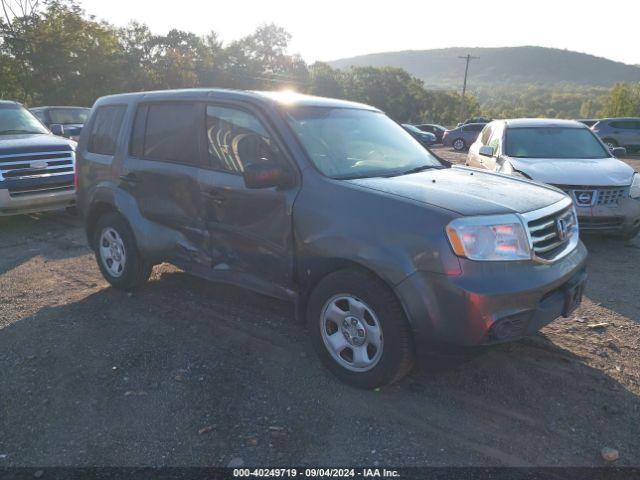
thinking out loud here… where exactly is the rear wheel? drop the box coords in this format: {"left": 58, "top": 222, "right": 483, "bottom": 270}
{"left": 307, "top": 269, "right": 414, "bottom": 389}
{"left": 604, "top": 139, "right": 618, "bottom": 151}
{"left": 452, "top": 138, "right": 466, "bottom": 151}
{"left": 93, "top": 212, "right": 152, "bottom": 290}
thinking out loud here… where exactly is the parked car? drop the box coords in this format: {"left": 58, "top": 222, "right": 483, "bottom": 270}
{"left": 77, "top": 90, "right": 587, "bottom": 388}
{"left": 415, "top": 123, "right": 447, "bottom": 143}
{"left": 456, "top": 117, "right": 492, "bottom": 128}
{"left": 575, "top": 118, "right": 599, "bottom": 128}
{"left": 591, "top": 118, "right": 640, "bottom": 153}
{"left": 30, "top": 106, "right": 90, "bottom": 142}
{"left": 443, "top": 123, "right": 485, "bottom": 151}
{"left": 468, "top": 119, "right": 640, "bottom": 239}
{"left": 401, "top": 124, "right": 436, "bottom": 147}
{"left": 0, "top": 101, "right": 76, "bottom": 216}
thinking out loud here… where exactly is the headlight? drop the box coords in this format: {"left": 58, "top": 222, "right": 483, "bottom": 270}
{"left": 631, "top": 173, "right": 640, "bottom": 199}
{"left": 446, "top": 214, "right": 531, "bottom": 261}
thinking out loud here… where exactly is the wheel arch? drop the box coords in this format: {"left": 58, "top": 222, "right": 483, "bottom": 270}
{"left": 294, "top": 256, "right": 411, "bottom": 325}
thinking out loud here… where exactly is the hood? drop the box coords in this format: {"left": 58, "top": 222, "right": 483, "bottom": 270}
{"left": 347, "top": 166, "right": 566, "bottom": 216}
{"left": 509, "top": 156, "right": 635, "bottom": 186}
{"left": 0, "top": 133, "right": 75, "bottom": 156}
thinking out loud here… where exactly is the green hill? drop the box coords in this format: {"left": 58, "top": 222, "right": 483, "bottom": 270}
{"left": 329, "top": 47, "right": 640, "bottom": 89}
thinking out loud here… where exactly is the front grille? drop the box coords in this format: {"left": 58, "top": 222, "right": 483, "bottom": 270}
{"left": 596, "top": 188, "right": 626, "bottom": 206}
{"left": 552, "top": 185, "right": 629, "bottom": 207}
{"left": 0, "top": 150, "right": 75, "bottom": 182}
{"left": 526, "top": 205, "right": 576, "bottom": 261}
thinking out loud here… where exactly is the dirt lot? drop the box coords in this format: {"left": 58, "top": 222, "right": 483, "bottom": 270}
{"left": 0, "top": 147, "right": 639, "bottom": 467}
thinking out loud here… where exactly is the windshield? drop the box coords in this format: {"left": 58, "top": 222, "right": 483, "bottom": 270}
{"left": 285, "top": 107, "right": 442, "bottom": 179}
{"left": 505, "top": 127, "right": 609, "bottom": 159}
{"left": 0, "top": 105, "right": 49, "bottom": 135}
{"left": 49, "top": 108, "right": 90, "bottom": 124}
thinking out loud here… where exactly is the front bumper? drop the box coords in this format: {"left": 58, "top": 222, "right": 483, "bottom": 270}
{"left": 395, "top": 241, "right": 588, "bottom": 348}
{"left": 575, "top": 199, "right": 640, "bottom": 235}
{"left": 0, "top": 187, "right": 75, "bottom": 216}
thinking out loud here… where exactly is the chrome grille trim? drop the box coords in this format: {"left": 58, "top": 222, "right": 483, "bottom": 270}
{"left": 519, "top": 197, "right": 579, "bottom": 264}
{"left": 0, "top": 150, "right": 75, "bottom": 182}
{"left": 552, "top": 185, "right": 630, "bottom": 207}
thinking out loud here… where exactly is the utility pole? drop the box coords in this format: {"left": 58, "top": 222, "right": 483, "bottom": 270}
{"left": 459, "top": 54, "right": 479, "bottom": 122}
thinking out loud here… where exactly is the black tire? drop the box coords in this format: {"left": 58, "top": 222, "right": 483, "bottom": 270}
{"left": 93, "top": 211, "right": 152, "bottom": 290}
{"left": 452, "top": 138, "right": 466, "bottom": 151}
{"left": 307, "top": 269, "right": 415, "bottom": 389}
{"left": 603, "top": 138, "right": 618, "bottom": 151}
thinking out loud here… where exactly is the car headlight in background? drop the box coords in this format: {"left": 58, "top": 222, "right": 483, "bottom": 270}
{"left": 446, "top": 214, "right": 531, "bottom": 261}
{"left": 631, "top": 173, "right": 640, "bottom": 199}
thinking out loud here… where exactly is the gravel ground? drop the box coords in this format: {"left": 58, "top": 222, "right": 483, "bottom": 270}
{"left": 0, "top": 148, "right": 639, "bottom": 467}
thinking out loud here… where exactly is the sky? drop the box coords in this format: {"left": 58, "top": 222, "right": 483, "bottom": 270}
{"left": 80, "top": 0, "right": 639, "bottom": 65}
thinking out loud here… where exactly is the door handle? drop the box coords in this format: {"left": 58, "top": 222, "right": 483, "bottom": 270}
{"left": 119, "top": 172, "right": 140, "bottom": 184}
{"left": 203, "top": 190, "right": 226, "bottom": 206}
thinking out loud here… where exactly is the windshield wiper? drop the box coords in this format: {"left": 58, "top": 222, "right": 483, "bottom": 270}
{"left": 0, "top": 129, "right": 44, "bottom": 135}
{"left": 390, "top": 164, "right": 444, "bottom": 177}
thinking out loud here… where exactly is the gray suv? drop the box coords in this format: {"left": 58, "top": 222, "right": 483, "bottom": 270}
{"left": 592, "top": 118, "right": 640, "bottom": 152}
{"left": 77, "top": 89, "right": 587, "bottom": 388}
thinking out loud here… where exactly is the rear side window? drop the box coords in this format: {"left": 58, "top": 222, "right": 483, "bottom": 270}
{"left": 464, "top": 124, "right": 483, "bottom": 132}
{"left": 142, "top": 103, "right": 201, "bottom": 165}
{"left": 88, "top": 106, "right": 126, "bottom": 155}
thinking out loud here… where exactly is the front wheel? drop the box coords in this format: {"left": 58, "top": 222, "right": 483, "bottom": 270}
{"left": 307, "top": 269, "right": 415, "bottom": 389}
{"left": 452, "top": 138, "right": 466, "bottom": 151}
{"left": 93, "top": 212, "right": 152, "bottom": 290}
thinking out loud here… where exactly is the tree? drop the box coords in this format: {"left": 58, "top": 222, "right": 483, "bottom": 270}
{"left": 601, "top": 82, "right": 640, "bottom": 117}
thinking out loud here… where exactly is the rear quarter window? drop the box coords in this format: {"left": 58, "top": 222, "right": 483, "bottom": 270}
{"left": 87, "top": 105, "right": 126, "bottom": 155}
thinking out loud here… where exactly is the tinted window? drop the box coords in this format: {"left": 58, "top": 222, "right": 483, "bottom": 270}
{"left": 88, "top": 106, "right": 126, "bottom": 155}
{"left": 505, "top": 127, "right": 609, "bottom": 159}
{"left": 206, "top": 105, "right": 281, "bottom": 174}
{"left": 464, "top": 124, "right": 484, "bottom": 132}
{"left": 143, "top": 103, "right": 201, "bottom": 165}
{"left": 129, "top": 105, "right": 148, "bottom": 158}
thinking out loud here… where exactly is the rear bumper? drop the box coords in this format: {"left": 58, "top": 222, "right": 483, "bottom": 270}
{"left": 395, "top": 241, "right": 588, "bottom": 348}
{"left": 0, "top": 187, "right": 75, "bottom": 216}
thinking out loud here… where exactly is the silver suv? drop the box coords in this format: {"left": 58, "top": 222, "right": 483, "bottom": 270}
{"left": 0, "top": 101, "right": 76, "bottom": 216}
{"left": 467, "top": 119, "right": 640, "bottom": 239}
{"left": 592, "top": 118, "right": 640, "bottom": 152}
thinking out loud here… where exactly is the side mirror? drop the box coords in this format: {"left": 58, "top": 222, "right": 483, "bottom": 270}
{"left": 243, "top": 160, "right": 289, "bottom": 189}
{"left": 50, "top": 124, "right": 65, "bottom": 136}
{"left": 479, "top": 145, "right": 495, "bottom": 157}
{"left": 612, "top": 147, "right": 627, "bottom": 158}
